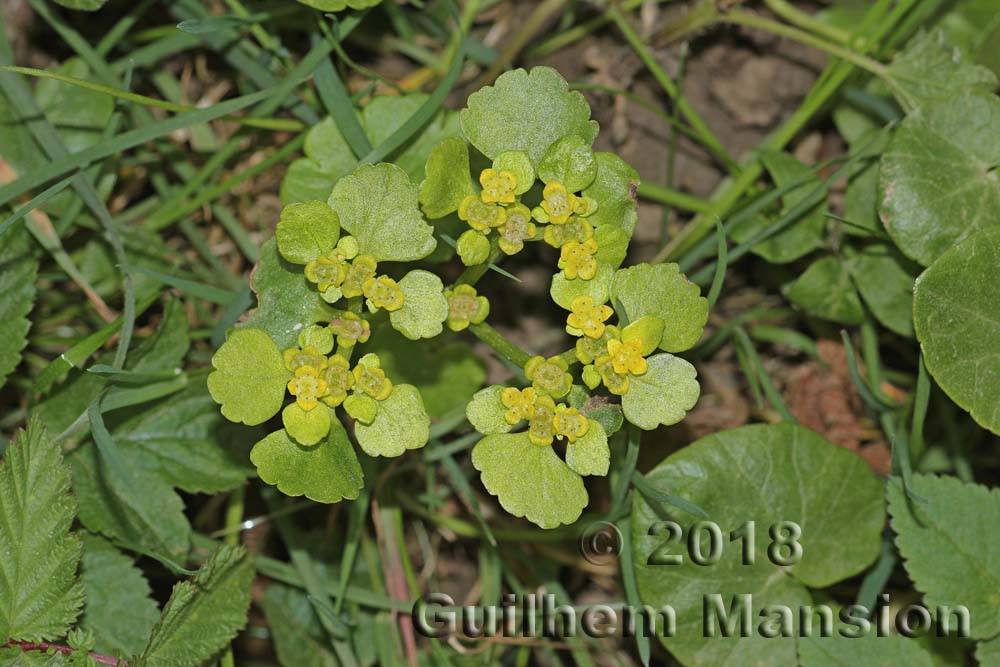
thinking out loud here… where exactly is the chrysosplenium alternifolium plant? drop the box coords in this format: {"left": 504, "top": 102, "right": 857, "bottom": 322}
{"left": 209, "top": 67, "right": 709, "bottom": 528}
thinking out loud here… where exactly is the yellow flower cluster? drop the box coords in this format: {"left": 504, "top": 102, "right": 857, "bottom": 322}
{"left": 500, "top": 387, "right": 590, "bottom": 447}
{"left": 282, "top": 345, "right": 393, "bottom": 412}
{"left": 459, "top": 168, "right": 538, "bottom": 257}
{"left": 565, "top": 297, "right": 654, "bottom": 396}
{"left": 303, "top": 236, "right": 405, "bottom": 313}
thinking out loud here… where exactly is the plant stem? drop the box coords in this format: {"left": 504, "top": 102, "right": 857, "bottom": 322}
{"left": 5, "top": 642, "right": 124, "bottom": 666}
{"left": 468, "top": 321, "right": 531, "bottom": 368}
{"left": 637, "top": 181, "right": 712, "bottom": 214}
{"left": 763, "top": 0, "right": 850, "bottom": 45}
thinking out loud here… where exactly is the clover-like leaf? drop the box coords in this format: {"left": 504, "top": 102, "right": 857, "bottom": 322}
{"left": 888, "top": 474, "right": 1000, "bottom": 638}
{"left": 799, "top": 633, "right": 934, "bottom": 667}
{"left": 390, "top": 270, "right": 449, "bottom": 340}
{"left": 354, "top": 384, "right": 430, "bottom": 457}
{"left": 472, "top": 432, "right": 587, "bottom": 529}
{"left": 460, "top": 67, "right": 598, "bottom": 167}
{"left": 785, "top": 256, "right": 864, "bottom": 325}
{"left": 328, "top": 162, "right": 436, "bottom": 262}
{"left": 913, "top": 226, "right": 1000, "bottom": 434}
{"left": 565, "top": 420, "right": 609, "bottom": 476}
{"left": 282, "top": 403, "right": 331, "bottom": 447}
{"left": 466, "top": 385, "right": 511, "bottom": 435}
{"left": 846, "top": 243, "right": 918, "bottom": 337}
{"left": 537, "top": 134, "right": 597, "bottom": 192}
{"left": 275, "top": 200, "right": 340, "bottom": 264}
{"left": 633, "top": 424, "right": 884, "bottom": 667}
{"left": 208, "top": 328, "right": 291, "bottom": 426}
{"left": 419, "top": 136, "right": 474, "bottom": 219}
{"left": 550, "top": 263, "right": 614, "bottom": 310}
{"left": 611, "top": 263, "right": 708, "bottom": 352}
{"left": 583, "top": 152, "right": 639, "bottom": 236}
{"left": 879, "top": 91, "right": 1000, "bottom": 266}
{"left": 621, "top": 354, "right": 700, "bottom": 430}
{"left": 250, "top": 422, "right": 363, "bottom": 504}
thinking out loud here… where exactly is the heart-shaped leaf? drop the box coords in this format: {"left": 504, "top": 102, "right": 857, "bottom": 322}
{"left": 621, "top": 353, "right": 700, "bottom": 430}
{"left": 389, "top": 270, "right": 448, "bottom": 340}
{"left": 208, "top": 328, "right": 291, "bottom": 426}
{"left": 610, "top": 263, "right": 708, "bottom": 352}
{"left": 354, "top": 384, "right": 430, "bottom": 457}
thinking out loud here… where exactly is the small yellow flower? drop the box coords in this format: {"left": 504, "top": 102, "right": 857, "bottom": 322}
{"left": 444, "top": 284, "right": 490, "bottom": 332}
{"left": 459, "top": 194, "right": 507, "bottom": 232}
{"left": 553, "top": 404, "right": 590, "bottom": 443}
{"left": 539, "top": 181, "right": 576, "bottom": 225}
{"left": 528, "top": 394, "right": 557, "bottom": 446}
{"left": 320, "top": 355, "right": 354, "bottom": 407}
{"left": 329, "top": 312, "right": 370, "bottom": 348}
{"left": 287, "top": 365, "right": 330, "bottom": 411}
{"left": 608, "top": 338, "right": 648, "bottom": 376}
{"left": 500, "top": 386, "right": 537, "bottom": 425}
{"left": 524, "top": 355, "right": 573, "bottom": 398}
{"left": 559, "top": 238, "right": 599, "bottom": 280}
{"left": 353, "top": 361, "right": 393, "bottom": 401}
{"left": 575, "top": 325, "right": 621, "bottom": 365}
{"left": 497, "top": 203, "right": 536, "bottom": 255}
{"left": 341, "top": 255, "right": 378, "bottom": 298}
{"left": 566, "top": 296, "right": 614, "bottom": 339}
{"left": 479, "top": 168, "right": 518, "bottom": 204}
{"left": 594, "top": 354, "right": 630, "bottom": 396}
{"left": 304, "top": 254, "right": 346, "bottom": 293}
{"left": 543, "top": 216, "right": 593, "bottom": 248}
{"left": 283, "top": 345, "right": 329, "bottom": 372}
{"left": 363, "top": 275, "right": 405, "bottom": 312}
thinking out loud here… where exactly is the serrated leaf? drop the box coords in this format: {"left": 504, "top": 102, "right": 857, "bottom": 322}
{"left": 621, "top": 353, "right": 700, "bottom": 430}
{"left": 460, "top": 67, "right": 598, "bottom": 167}
{"left": 472, "top": 432, "right": 587, "bottom": 529}
{"left": 0, "top": 419, "right": 83, "bottom": 642}
{"left": 550, "top": 263, "right": 614, "bottom": 310}
{"left": 565, "top": 420, "right": 609, "bottom": 476}
{"left": 846, "top": 243, "right": 918, "bottom": 337}
{"left": 79, "top": 534, "right": 158, "bottom": 657}
{"left": 633, "top": 423, "right": 884, "bottom": 667}
{"left": 243, "top": 239, "right": 338, "bottom": 350}
{"left": 888, "top": 474, "right": 1000, "bottom": 638}
{"left": 610, "top": 263, "right": 708, "bottom": 352}
{"left": 465, "top": 385, "right": 511, "bottom": 435}
{"left": 389, "top": 270, "right": 448, "bottom": 340}
{"left": 139, "top": 545, "right": 253, "bottom": 667}
{"left": 208, "top": 328, "right": 291, "bottom": 426}
{"left": 328, "top": 162, "right": 436, "bottom": 262}
{"left": 879, "top": 91, "right": 1000, "bottom": 266}
{"left": 0, "top": 649, "right": 68, "bottom": 666}
{"left": 276, "top": 200, "right": 340, "bottom": 264}
{"left": 354, "top": 384, "right": 430, "bottom": 457}
{"left": 913, "top": 227, "right": 1000, "bottom": 434}
{"left": 261, "top": 583, "right": 338, "bottom": 667}
{"left": 785, "top": 256, "right": 864, "bottom": 325}
{"left": 799, "top": 633, "right": 934, "bottom": 667}
{"left": 419, "top": 136, "right": 474, "bottom": 219}
{"left": 537, "top": 134, "right": 597, "bottom": 192}
{"left": 251, "top": 421, "right": 363, "bottom": 504}
{"left": 0, "top": 225, "right": 37, "bottom": 390}
{"left": 886, "top": 28, "right": 998, "bottom": 111}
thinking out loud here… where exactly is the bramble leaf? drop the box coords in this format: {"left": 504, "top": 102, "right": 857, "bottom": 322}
{"left": 261, "top": 583, "right": 339, "bottom": 667}
{"left": 610, "top": 263, "right": 708, "bottom": 352}
{"left": 275, "top": 200, "right": 340, "bottom": 264}
{"left": 419, "top": 136, "right": 473, "bottom": 219}
{"left": 537, "top": 134, "right": 597, "bottom": 192}
{"left": 389, "top": 270, "right": 449, "bottom": 340}
{"left": 565, "top": 420, "right": 609, "bottom": 476}
{"left": 251, "top": 421, "right": 363, "bottom": 504}
{"left": 329, "top": 162, "right": 436, "bottom": 262}
{"left": 465, "top": 385, "right": 511, "bottom": 435}
{"left": 785, "top": 256, "right": 864, "bottom": 325}
{"left": 460, "top": 67, "right": 598, "bottom": 167}
{"left": 472, "top": 432, "right": 587, "bottom": 529}
{"left": 354, "top": 384, "right": 430, "bottom": 457}
{"left": 633, "top": 424, "right": 884, "bottom": 667}
{"left": 879, "top": 91, "right": 1000, "bottom": 266}
{"left": 0, "top": 226, "right": 37, "bottom": 391}
{"left": 0, "top": 419, "right": 83, "bottom": 643}
{"left": 621, "top": 354, "right": 700, "bottom": 430}
{"left": 208, "top": 328, "right": 291, "bottom": 426}
{"left": 138, "top": 545, "right": 253, "bottom": 667}
{"left": 913, "top": 226, "right": 1000, "bottom": 434}
{"left": 888, "top": 474, "right": 1000, "bottom": 638}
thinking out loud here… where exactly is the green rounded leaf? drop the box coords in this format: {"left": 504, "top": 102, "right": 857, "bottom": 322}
{"left": 457, "top": 230, "right": 491, "bottom": 266}
{"left": 799, "top": 633, "right": 934, "bottom": 667}
{"left": 460, "top": 67, "right": 598, "bottom": 167}
{"left": 250, "top": 423, "right": 363, "bottom": 504}
{"left": 621, "top": 354, "right": 700, "bottom": 430}
{"left": 621, "top": 316, "right": 665, "bottom": 357}
{"left": 354, "top": 384, "right": 430, "bottom": 457}
{"left": 846, "top": 243, "right": 918, "bottom": 337}
{"left": 419, "top": 136, "right": 473, "bottom": 219}
{"left": 208, "top": 328, "right": 291, "bottom": 426}
{"left": 471, "top": 432, "right": 587, "bottom": 529}
{"left": 343, "top": 394, "right": 377, "bottom": 424}
{"left": 275, "top": 200, "right": 340, "bottom": 264}
{"left": 537, "top": 134, "right": 597, "bottom": 192}
{"left": 282, "top": 403, "right": 331, "bottom": 446}
{"left": 879, "top": 91, "right": 1000, "bottom": 266}
{"left": 550, "top": 263, "right": 613, "bottom": 310}
{"left": 888, "top": 474, "right": 1000, "bottom": 639}
{"left": 493, "top": 151, "right": 534, "bottom": 195}
{"left": 785, "top": 256, "right": 864, "bottom": 325}
{"left": 280, "top": 117, "right": 357, "bottom": 204}
{"left": 466, "top": 385, "right": 511, "bottom": 435}
{"left": 328, "top": 162, "right": 436, "bottom": 262}
{"left": 913, "top": 227, "right": 1000, "bottom": 434}
{"left": 611, "top": 263, "right": 708, "bottom": 352}
{"left": 633, "top": 423, "right": 885, "bottom": 667}
{"left": 565, "top": 420, "right": 609, "bottom": 477}
{"left": 583, "top": 153, "right": 639, "bottom": 236}
{"left": 389, "top": 270, "right": 448, "bottom": 340}
{"left": 295, "top": 0, "right": 382, "bottom": 11}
